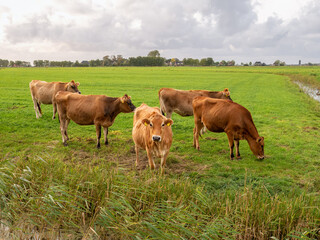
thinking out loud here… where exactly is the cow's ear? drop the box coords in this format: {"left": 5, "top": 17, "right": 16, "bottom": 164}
{"left": 164, "top": 119, "right": 173, "bottom": 127}
{"left": 223, "top": 88, "right": 230, "bottom": 96}
{"left": 121, "top": 94, "right": 129, "bottom": 103}
{"left": 142, "top": 119, "right": 150, "bottom": 126}
{"left": 76, "top": 82, "right": 80, "bottom": 86}
{"left": 256, "top": 137, "right": 264, "bottom": 143}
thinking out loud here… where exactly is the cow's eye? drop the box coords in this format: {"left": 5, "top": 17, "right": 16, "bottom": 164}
{"left": 150, "top": 123, "right": 153, "bottom": 127}
{"left": 161, "top": 123, "right": 165, "bottom": 127}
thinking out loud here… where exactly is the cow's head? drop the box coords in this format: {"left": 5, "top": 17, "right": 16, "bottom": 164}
{"left": 142, "top": 115, "right": 173, "bottom": 142}
{"left": 222, "top": 88, "right": 232, "bottom": 100}
{"left": 120, "top": 94, "right": 136, "bottom": 112}
{"left": 66, "top": 80, "right": 81, "bottom": 94}
{"left": 250, "top": 136, "right": 264, "bottom": 160}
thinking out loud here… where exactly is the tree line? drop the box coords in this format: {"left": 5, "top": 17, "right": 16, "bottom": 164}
{"left": 0, "top": 50, "right": 288, "bottom": 67}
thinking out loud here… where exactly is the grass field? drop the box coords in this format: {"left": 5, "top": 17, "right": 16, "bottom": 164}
{"left": 0, "top": 66, "right": 319, "bottom": 239}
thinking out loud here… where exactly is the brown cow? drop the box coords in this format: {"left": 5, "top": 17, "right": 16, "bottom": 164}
{"left": 132, "top": 103, "right": 173, "bottom": 174}
{"left": 192, "top": 97, "right": 264, "bottom": 160}
{"left": 158, "top": 88, "right": 232, "bottom": 118}
{"left": 55, "top": 91, "right": 136, "bottom": 148}
{"left": 29, "top": 80, "right": 81, "bottom": 119}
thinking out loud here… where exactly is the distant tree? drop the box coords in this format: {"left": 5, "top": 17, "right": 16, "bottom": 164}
{"left": 219, "top": 60, "right": 227, "bottom": 66}
{"left": 9, "top": 61, "right": 15, "bottom": 67}
{"left": 44, "top": 60, "right": 50, "bottom": 67}
{"left": 103, "top": 55, "right": 111, "bottom": 66}
{"left": 228, "top": 60, "right": 235, "bottom": 66}
{"left": 249, "top": 62, "right": 252, "bottom": 66}
{"left": 183, "top": 58, "right": 199, "bottom": 66}
{"left": 206, "top": 57, "right": 214, "bottom": 66}
{"left": 0, "top": 59, "right": 9, "bottom": 67}
{"left": 274, "top": 60, "right": 280, "bottom": 66}
{"left": 116, "top": 55, "right": 125, "bottom": 66}
{"left": 147, "top": 50, "right": 160, "bottom": 58}
{"left": 280, "top": 61, "right": 286, "bottom": 66}
{"left": 73, "top": 60, "right": 81, "bottom": 67}
{"left": 129, "top": 56, "right": 165, "bottom": 66}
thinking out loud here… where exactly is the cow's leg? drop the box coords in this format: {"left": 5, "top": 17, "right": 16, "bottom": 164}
{"left": 226, "top": 132, "right": 235, "bottom": 160}
{"left": 31, "top": 97, "right": 39, "bottom": 118}
{"left": 235, "top": 140, "right": 241, "bottom": 159}
{"left": 146, "top": 148, "right": 155, "bottom": 170}
{"left": 135, "top": 145, "right": 139, "bottom": 167}
{"left": 193, "top": 120, "right": 203, "bottom": 150}
{"left": 37, "top": 102, "right": 42, "bottom": 118}
{"left": 65, "top": 119, "right": 70, "bottom": 140}
{"left": 160, "top": 151, "right": 169, "bottom": 175}
{"left": 52, "top": 102, "right": 57, "bottom": 120}
{"left": 166, "top": 111, "right": 173, "bottom": 119}
{"left": 103, "top": 127, "right": 109, "bottom": 145}
{"left": 59, "top": 116, "right": 68, "bottom": 146}
{"left": 95, "top": 125, "right": 101, "bottom": 149}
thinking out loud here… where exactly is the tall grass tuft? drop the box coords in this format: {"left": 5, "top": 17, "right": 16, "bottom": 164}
{"left": 1, "top": 156, "right": 319, "bottom": 239}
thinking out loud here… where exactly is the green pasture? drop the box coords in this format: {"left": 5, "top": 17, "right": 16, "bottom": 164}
{"left": 0, "top": 66, "right": 319, "bottom": 239}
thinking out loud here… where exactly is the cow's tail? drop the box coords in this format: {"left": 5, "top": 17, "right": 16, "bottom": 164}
{"left": 37, "top": 102, "right": 42, "bottom": 114}
{"left": 158, "top": 88, "right": 166, "bottom": 116}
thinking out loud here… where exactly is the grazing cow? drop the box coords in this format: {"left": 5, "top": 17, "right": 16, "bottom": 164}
{"left": 158, "top": 88, "right": 232, "bottom": 118}
{"left": 132, "top": 103, "right": 173, "bottom": 174}
{"left": 29, "top": 80, "right": 81, "bottom": 119}
{"left": 55, "top": 92, "right": 136, "bottom": 148}
{"left": 192, "top": 97, "right": 264, "bottom": 160}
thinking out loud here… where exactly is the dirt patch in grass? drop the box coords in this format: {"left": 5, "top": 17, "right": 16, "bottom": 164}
{"left": 303, "top": 126, "right": 319, "bottom": 132}
{"left": 112, "top": 148, "right": 211, "bottom": 175}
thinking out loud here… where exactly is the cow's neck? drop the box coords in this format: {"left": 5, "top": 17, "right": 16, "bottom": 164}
{"left": 244, "top": 124, "right": 260, "bottom": 142}
{"left": 208, "top": 91, "right": 221, "bottom": 98}
{"left": 104, "top": 98, "right": 122, "bottom": 122}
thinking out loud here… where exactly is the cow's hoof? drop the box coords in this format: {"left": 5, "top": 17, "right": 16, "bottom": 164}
{"left": 63, "top": 142, "right": 68, "bottom": 147}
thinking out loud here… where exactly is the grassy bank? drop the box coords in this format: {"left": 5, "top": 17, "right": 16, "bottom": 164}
{"left": 0, "top": 66, "right": 319, "bottom": 239}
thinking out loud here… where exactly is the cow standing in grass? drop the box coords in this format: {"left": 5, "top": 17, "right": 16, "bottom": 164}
{"left": 132, "top": 103, "right": 173, "bottom": 174}
{"left": 29, "top": 80, "right": 81, "bottom": 119}
{"left": 55, "top": 92, "right": 136, "bottom": 148}
{"left": 158, "top": 88, "right": 232, "bottom": 118}
{"left": 192, "top": 97, "right": 264, "bottom": 160}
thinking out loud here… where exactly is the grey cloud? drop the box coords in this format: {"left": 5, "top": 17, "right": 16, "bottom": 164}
{"left": 1, "top": 0, "right": 320, "bottom": 63}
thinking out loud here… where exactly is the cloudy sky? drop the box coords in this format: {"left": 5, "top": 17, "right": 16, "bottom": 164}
{"left": 0, "top": 0, "right": 319, "bottom": 64}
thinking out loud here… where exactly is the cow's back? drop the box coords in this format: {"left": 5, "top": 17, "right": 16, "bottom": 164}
{"left": 159, "top": 88, "right": 201, "bottom": 116}
{"left": 194, "top": 97, "right": 252, "bottom": 133}
{"left": 133, "top": 103, "right": 161, "bottom": 126}
{"left": 30, "top": 80, "right": 60, "bottom": 104}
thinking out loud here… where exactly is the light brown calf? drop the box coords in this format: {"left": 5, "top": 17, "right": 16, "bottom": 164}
{"left": 158, "top": 88, "right": 232, "bottom": 118}
{"left": 192, "top": 97, "right": 264, "bottom": 160}
{"left": 132, "top": 103, "right": 173, "bottom": 174}
{"left": 55, "top": 91, "right": 136, "bottom": 148}
{"left": 29, "top": 80, "right": 81, "bottom": 119}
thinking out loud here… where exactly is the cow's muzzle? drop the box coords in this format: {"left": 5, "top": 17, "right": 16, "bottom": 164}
{"left": 152, "top": 135, "right": 161, "bottom": 142}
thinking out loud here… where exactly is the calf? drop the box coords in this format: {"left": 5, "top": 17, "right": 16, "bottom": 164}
{"left": 158, "top": 88, "right": 232, "bottom": 118}
{"left": 55, "top": 91, "right": 136, "bottom": 148}
{"left": 29, "top": 80, "right": 81, "bottom": 119}
{"left": 192, "top": 97, "right": 264, "bottom": 160}
{"left": 132, "top": 103, "right": 173, "bottom": 174}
